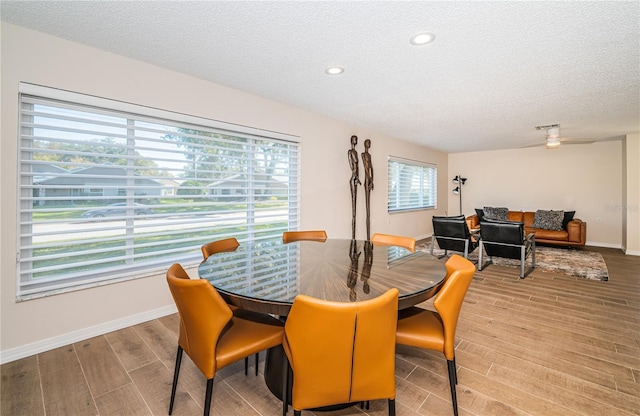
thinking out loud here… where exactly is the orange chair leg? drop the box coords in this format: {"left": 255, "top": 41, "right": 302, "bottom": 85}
{"left": 282, "top": 355, "right": 289, "bottom": 416}
{"left": 255, "top": 352, "right": 259, "bottom": 376}
{"left": 389, "top": 398, "right": 396, "bottom": 416}
{"left": 203, "top": 378, "right": 214, "bottom": 416}
{"left": 453, "top": 356, "right": 458, "bottom": 384}
{"left": 244, "top": 353, "right": 259, "bottom": 376}
{"left": 447, "top": 359, "right": 458, "bottom": 416}
{"left": 169, "top": 346, "right": 183, "bottom": 415}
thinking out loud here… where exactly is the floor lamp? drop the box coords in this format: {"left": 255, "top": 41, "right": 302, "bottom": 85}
{"left": 452, "top": 175, "right": 467, "bottom": 215}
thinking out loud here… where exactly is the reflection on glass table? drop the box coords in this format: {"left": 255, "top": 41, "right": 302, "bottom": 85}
{"left": 198, "top": 238, "right": 447, "bottom": 316}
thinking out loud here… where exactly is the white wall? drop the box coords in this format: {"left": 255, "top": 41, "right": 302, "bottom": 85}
{"left": 448, "top": 142, "right": 624, "bottom": 247}
{"left": 0, "top": 23, "right": 447, "bottom": 359}
{"left": 623, "top": 134, "right": 640, "bottom": 255}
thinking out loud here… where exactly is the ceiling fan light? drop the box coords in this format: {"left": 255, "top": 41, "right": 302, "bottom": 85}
{"left": 546, "top": 138, "right": 561, "bottom": 149}
{"left": 547, "top": 127, "right": 560, "bottom": 139}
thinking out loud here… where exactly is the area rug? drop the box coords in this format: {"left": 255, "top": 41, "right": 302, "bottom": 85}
{"left": 419, "top": 243, "right": 609, "bottom": 281}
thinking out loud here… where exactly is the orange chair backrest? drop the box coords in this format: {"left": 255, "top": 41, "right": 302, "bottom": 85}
{"left": 442, "top": 253, "right": 463, "bottom": 283}
{"left": 282, "top": 230, "right": 327, "bottom": 244}
{"left": 432, "top": 254, "right": 476, "bottom": 360}
{"left": 350, "top": 289, "right": 399, "bottom": 403}
{"left": 166, "top": 263, "right": 233, "bottom": 379}
{"left": 371, "top": 233, "right": 416, "bottom": 252}
{"left": 284, "top": 288, "right": 398, "bottom": 410}
{"left": 423, "top": 255, "right": 460, "bottom": 306}
{"left": 201, "top": 237, "right": 240, "bottom": 260}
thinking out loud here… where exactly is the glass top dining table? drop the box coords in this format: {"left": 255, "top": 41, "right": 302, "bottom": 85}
{"left": 198, "top": 238, "right": 447, "bottom": 316}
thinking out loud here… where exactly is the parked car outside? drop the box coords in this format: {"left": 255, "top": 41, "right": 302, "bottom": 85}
{"left": 81, "top": 203, "right": 153, "bottom": 220}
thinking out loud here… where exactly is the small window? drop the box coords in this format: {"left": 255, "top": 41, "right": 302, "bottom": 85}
{"left": 387, "top": 157, "right": 437, "bottom": 212}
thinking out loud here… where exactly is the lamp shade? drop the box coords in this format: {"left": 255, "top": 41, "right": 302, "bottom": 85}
{"left": 452, "top": 187, "right": 460, "bottom": 195}
{"left": 452, "top": 175, "right": 467, "bottom": 185}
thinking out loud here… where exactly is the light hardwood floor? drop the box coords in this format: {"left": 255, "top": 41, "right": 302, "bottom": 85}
{"left": 2, "top": 245, "right": 639, "bottom": 416}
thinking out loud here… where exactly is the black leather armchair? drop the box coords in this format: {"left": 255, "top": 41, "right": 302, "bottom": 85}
{"left": 478, "top": 220, "right": 536, "bottom": 278}
{"left": 431, "top": 215, "right": 479, "bottom": 260}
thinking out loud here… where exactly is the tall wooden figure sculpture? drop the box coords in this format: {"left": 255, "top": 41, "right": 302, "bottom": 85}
{"left": 348, "top": 135, "right": 361, "bottom": 239}
{"left": 362, "top": 139, "right": 374, "bottom": 241}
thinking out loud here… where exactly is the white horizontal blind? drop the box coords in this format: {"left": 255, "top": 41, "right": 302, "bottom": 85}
{"left": 17, "top": 84, "right": 300, "bottom": 300}
{"left": 387, "top": 157, "right": 437, "bottom": 212}
{"left": 198, "top": 243, "right": 300, "bottom": 303}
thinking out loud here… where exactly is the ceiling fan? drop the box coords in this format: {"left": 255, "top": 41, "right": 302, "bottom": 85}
{"left": 527, "top": 124, "right": 596, "bottom": 149}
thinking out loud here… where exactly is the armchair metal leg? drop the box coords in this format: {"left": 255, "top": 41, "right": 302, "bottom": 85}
{"left": 431, "top": 235, "right": 450, "bottom": 259}
{"left": 477, "top": 241, "right": 485, "bottom": 271}
{"left": 520, "top": 241, "right": 536, "bottom": 279}
{"left": 463, "top": 240, "right": 479, "bottom": 264}
{"left": 532, "top": 240, "right": 536, "bottom": 268}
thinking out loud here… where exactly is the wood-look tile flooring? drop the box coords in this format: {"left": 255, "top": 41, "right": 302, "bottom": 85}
{"left": 2, "top": 246, "right": 639, "bottom": 416}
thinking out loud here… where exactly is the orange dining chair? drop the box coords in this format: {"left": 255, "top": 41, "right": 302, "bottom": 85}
{"left": 201, "top": 237, "right": 260, "bottom": 376}
{"left": 166, "top": 263, "right": 284, "bottom": 416}
{"left": 282, "top": 230, "right": 328, "bottom": 243}
{"left": 282, "top": 288, "right": 399, "bottom": 416}
{"left": 201, "top": 237, "right": 240, "bottom": 259}
{"left": 395, "top": 254, "right": 476, "bottom": 416}
{"left": 371, "top": 232, "right": 416, "bottom": 252}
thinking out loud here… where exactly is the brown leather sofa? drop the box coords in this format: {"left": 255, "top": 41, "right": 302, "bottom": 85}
{"left": 467, "top": 211, "right": 587, "bottom": 247}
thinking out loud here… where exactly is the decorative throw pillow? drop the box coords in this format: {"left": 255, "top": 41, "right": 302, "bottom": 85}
{"left": 562, "top": 211, "right": 576, "bottom": 229}
{"left": 483, "top": 206, "right": 509, "bottom": 220}
{"left": 475, "top": 208, "right": 485, "bottom": 222}
{"left": 533, "top": 209, "right": 564, "bottom": 231}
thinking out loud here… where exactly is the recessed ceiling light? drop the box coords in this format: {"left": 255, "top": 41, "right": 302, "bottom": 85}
{"left": 325, "top": 67, "right": 344, "bottom": 75}
{"left": 410, "top": 32, "right": 436, "bottom": 46}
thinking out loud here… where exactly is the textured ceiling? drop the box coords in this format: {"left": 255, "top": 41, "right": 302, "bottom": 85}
{"left": 2, "top": 1, "right": 639, "bottom": 153}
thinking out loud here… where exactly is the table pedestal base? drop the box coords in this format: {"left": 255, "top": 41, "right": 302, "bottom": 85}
{"left": 264, "top": 345, "right": 287, "bottom": 402}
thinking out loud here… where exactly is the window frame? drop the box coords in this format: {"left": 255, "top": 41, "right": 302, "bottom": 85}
{"left": 16, "top": 83, "right": 300, "bottom": 301}
{"left": 387, "top": 156, "right": 437, "bottom": 213}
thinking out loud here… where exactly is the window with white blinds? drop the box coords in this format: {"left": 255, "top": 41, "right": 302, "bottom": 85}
{"left": 17, "top": 83, "right": 300, "bottom": 300}
{"left": 387, "top": 157, "right": 437, "bottom": 212}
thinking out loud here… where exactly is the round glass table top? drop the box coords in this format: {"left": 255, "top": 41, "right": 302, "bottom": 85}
{"left": 198, "top": 238, "right": 447, "bottom": 315}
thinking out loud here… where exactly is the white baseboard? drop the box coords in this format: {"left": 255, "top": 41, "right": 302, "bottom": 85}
{"left": 623, "top": 249, "right": 640, "bottom": 256}
{"left": 586, "top": 241, "right": 623, "bottom": 249}
{"left": 0, "top": 304, "right": 177, "bottom": 365}
{"left": 416, "top": 233, "right": 433, "bottom": 242}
